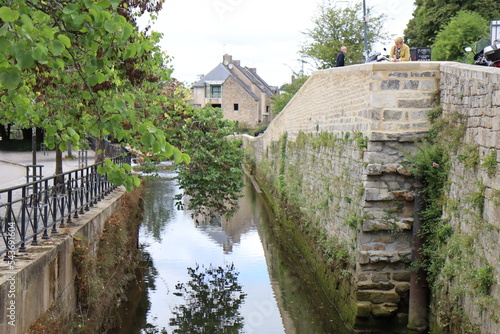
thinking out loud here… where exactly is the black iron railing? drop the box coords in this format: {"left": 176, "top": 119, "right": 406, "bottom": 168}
{"left": 0, "top": 154, "right": 131, "bottom": 259}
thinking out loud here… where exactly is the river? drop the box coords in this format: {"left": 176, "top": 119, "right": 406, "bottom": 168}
{"left": 110, "top": 170, "right": 350, "bottom": 334}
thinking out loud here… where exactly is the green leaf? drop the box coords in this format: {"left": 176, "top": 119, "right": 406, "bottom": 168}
{"left": 152, "top": 141, "right": 161, "bottom": 153}
{"left": 98, "top": 0, "right": 111, "bottom": 9}
{"left": 71, "top": 13, "right": 85, "bottom": 27}
{"left": 115, "top": 99, "right": 125, "bottom": 109}
{"left": 0, "top": 7, "right": 20, "bottom": 22}
{"left": 0, "top": 24, "right": 8, "bottom": 37}
{"left": 59, "top": 142, "right": 68, "bottom": 152}
{"left": 122, "top": 24, "right": 133, "bottom": 40}
{"left": 32, "top": 44, "right": 47, "bottom": 61}
{"left": 104, "top": 21, "right": 117, "bottom": 33}
{"left": 51, "top": 40, "right": 65, "bottom": 55}
{"left": 173, "top": 148, "right": 182, "bottom": 164}
{"left": 141, "top": 133, "right": 154, "bottom": 147}
{"left": 182, "top": 153, "right": 191, "bottom": 164}
{"left": 16, "top": 51, "right": 35, "bottom": 69}
{"left": 62, "top": 4, "right": 79, "bottom": 14}
{"left": 0, "top": 68, "right": 22, "bottom": 90}
{"left": 133, "top": 176, "right": 141, "bottom": 186}
{"left": 82, "top": 91, "right": 92, "bottom": 99}
{"left": 87, "top": 74, "right": 98, "bottom": 86}
{"left": 57, "top": 34, "right": 71, "bottom": 48}
{"left": 124, "top": 44, "right": 136, "bottom": 60}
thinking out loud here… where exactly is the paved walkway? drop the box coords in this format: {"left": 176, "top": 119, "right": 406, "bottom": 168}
{"left": 0, "top": 150, "right": 95, "bottom": 189}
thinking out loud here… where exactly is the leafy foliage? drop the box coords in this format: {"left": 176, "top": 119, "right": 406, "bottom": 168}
{"left": 405, "top": 0, "right": 500, "bottom": 47}
{"left": 0, "top": 0, "right": 188, "bottom": 191}
{"left": 271, "top": 73, "right": 309, "bottom": 113}
{"left": 431, "top": 11, "right": 489, "bottom": 61}
{"left": 300, "top": 1, "right": 388, "bottom": 68}
{"left": 164, "top": 85, "right": 244, "bottom": 217}
{"left": 169, "top": 264, "right": 246, "bottom": 334}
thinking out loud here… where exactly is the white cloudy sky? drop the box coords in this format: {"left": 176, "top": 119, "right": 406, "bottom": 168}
{"left": 142, "top": 0, "right": 415, "bottom": 86}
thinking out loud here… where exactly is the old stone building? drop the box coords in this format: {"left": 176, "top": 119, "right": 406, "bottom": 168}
{"left": 190, "top": 54, "right": 278, "bottom": 127}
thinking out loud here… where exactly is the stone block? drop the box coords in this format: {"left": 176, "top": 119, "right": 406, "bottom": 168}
{"left": 383, "top": 110, "right": 403, "bottom": 121}
{"left": 371, "top": 272, "right": 390, "bottom": 283}
{"left": 398, "top": 98, "right": 434, "bottom": 109}
{"left": 396, "top": 165, "right": 412, "bottom": 176}
{"left": 365, "top": 164, "right": 383, "bottom": 175}
{"left": 357, "top": 290, "right": 401, "bottom": 304}
{"left": 392, "top": 190, "right": 415, "bottom": 201}
{"left": 392, "top": 271, "right": 411, "bottom": 282}
{"left": 410, "top": 71, "right": 437, "bottom": 77}
{"left": 371, "top": 93, "right": 399, "bottom": 109}
{"left": 381, "top": 80, "right": 401, "bottom": 90}
{"left": 403, "top": 80, "right": 420, "bottom": 90}
{"left": 388, "top": 72, "right": 409, "bottom": 78}
{"left": 365, "top": 188, "right": 395, "bottom": 201}
{"left": 420, "top": 79, "right": 437, "bottom": 90}
{"left": 357, "top": 301, "right": 372, "bottom": 318}
{"left": 372, "top": 303, "right": 399, "bottom": 318}
{"left": 358, "top": 281, "right": 395, "bottom": 291}
{"left": 395, "top": 282, "right": 410, "bottom": 294}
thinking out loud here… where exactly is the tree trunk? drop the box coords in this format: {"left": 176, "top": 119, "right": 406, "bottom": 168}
{"left": 55, "top": 148, "right": 64, "bottom": 185}
{"left": 95, "top": 138, "right": 105, "bottom": 163}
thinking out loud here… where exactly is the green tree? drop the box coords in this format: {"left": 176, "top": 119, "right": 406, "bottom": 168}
{"left": 271, "top": 73, "right": 309, "bottom": 114}
{"left": 0, "top": 0, "right": 187, "bottom": 190}
{"left": 405, "top": 0, "right": 500, "bottom": 47}
{"left": 161, "top": 83, "right": 244, "bottom": 217}
{"left": 300, "top": 1, "right": 387, "bottom": 68}
{"left": 431, "top": 11, "right": 489, "bottom": 61}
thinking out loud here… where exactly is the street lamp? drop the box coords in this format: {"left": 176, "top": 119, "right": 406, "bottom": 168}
{"left": 363, "top": 0, "right": 368, "bottom": 60}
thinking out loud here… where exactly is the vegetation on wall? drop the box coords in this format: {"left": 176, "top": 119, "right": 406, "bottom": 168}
{"left": 406, "top": 94, "right": 499, "bottom": 332}
{"left": 247, "top": 131, "right": 368, "bottom": 326}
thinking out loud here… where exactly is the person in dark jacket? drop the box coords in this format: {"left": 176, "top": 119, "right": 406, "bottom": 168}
{"left": 335, "top": 46, "right": 347, "bottom": 67}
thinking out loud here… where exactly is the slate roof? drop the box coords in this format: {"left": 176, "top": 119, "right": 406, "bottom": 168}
{"left": 192, "top": 55, "right": 276, "bottom": 102}
{"left": 192, "top": 64, "right": 231, "bottom": 87}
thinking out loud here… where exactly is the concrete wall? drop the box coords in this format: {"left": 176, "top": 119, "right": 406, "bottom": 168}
{"left": 0, "top": 189, "right": 125, "bottom": 334}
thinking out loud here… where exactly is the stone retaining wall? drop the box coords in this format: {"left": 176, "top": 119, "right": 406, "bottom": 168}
{"left": 244, "top": 62, "right": 441, "bottom": 330}
{"left": 433, "top": 63, "right": 500, "bottom": 333}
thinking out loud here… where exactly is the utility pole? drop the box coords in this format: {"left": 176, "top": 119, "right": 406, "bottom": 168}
{"left": 363, "top": 0, "right": 368, "bottom": 61}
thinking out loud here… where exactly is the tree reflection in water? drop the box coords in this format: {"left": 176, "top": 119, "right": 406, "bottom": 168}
{"left": 169, "top": 264, "right": 246, "bottom": 334}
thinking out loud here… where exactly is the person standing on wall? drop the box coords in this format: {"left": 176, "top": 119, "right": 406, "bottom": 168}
{"left": 335, "top": 46, "right": 347, "bottom": 67}
{"left": 390, "top": 37, "right": 411, "bottom": 62}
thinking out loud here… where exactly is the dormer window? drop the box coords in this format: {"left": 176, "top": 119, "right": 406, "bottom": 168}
{"left": 205, "top": 84, "right": 222, "bottom": 98}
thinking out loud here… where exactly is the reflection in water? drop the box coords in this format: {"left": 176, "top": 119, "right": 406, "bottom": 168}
{"left": 170, "top": 264, "right": 246, "bottom": 333}
{"left": 110, "top": 171, "right": 350, "bottom": 334}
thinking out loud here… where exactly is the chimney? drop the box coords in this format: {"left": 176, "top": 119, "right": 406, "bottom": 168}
{"left": 223, "top": 54, "right": 232, "bottom": 65}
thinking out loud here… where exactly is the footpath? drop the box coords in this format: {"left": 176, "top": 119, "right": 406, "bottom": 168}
{"left": 0, "top": 150, "right": 95, "bottom": 189}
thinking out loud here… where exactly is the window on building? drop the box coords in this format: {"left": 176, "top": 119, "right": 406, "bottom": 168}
{"left": 234, "top": 103, "right": 239, "bottom": 111}
{"left": 205, "top": 84, "right": 222, "bottom": 98}
{"left": 209, "top": 85, "right": 222, "bottom": 98}
{"left": 212, "top": 104, "right": 222, "bottom": 109}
